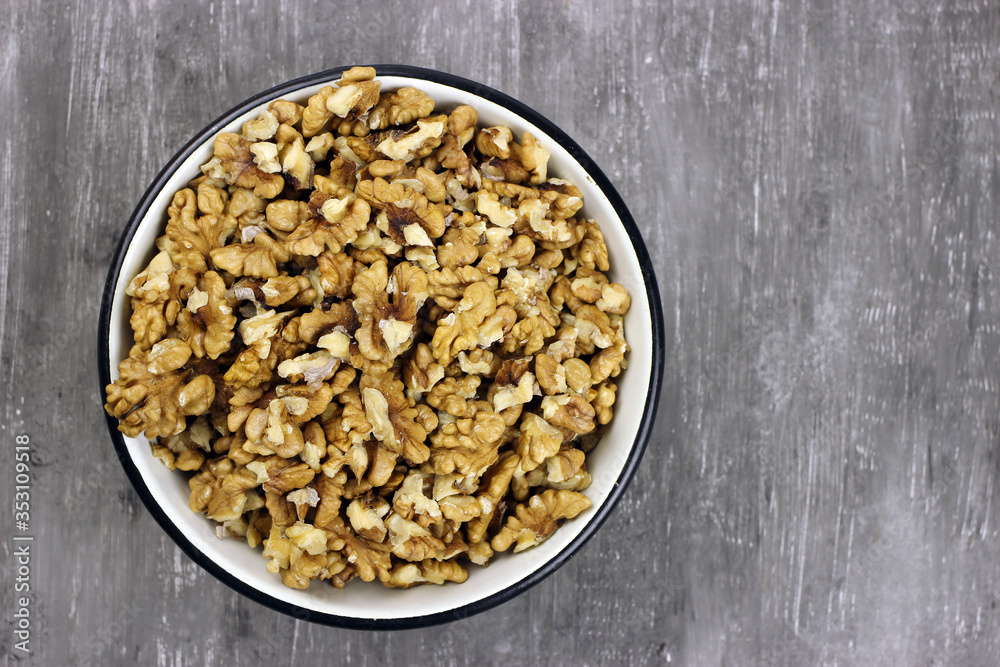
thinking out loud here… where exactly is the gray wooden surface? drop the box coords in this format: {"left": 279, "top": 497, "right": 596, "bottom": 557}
{"left": 2, "top": 0, "right": 999, "bottom": 665}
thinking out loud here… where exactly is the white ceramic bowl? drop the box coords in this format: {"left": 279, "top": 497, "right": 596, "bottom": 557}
{"left": 99, "top": 65, "right": 664, "bottom": 628}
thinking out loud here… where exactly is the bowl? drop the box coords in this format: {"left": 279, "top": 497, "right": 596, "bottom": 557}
{"left": 98, "top": 64, "right": 664, "bottom": 629}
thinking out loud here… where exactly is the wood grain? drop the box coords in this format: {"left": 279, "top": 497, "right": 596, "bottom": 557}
{"left": 2, "top": 1, "right": 999, "bottom": 665}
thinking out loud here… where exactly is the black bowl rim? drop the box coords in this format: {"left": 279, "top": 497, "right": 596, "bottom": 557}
{"left": 98, "top": 64, "right": 665, "bottom": 630}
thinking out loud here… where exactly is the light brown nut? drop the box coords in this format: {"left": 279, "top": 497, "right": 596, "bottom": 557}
{"left": 403, "top": 343, "right": 445, "bottom": 396}
{"left": 467, "top": 540, "right": 494, "bottom": 566}
{"left": 327, "top": 69, "right": 381, "bottom": 119}
{"left": 541, "top": 394, "right": 597, "bottom": 434}
{"left": 352, "top": 260, "right": 428, "bottom": 367}
{"left": 158, "top": 415, "right": 212, "bottom": 471}
{"left": 260, "top": 275, "right": 312, "bottom": 308}
{"left": 376, "top": 116, "right": 447, "bottom": 162}
{"left": 313, "top": 472, "right": 347, "bottom": 530}
{"left": 516, "top": 413, "right": 563, "bottom": 473}
{"left": 537, "top": 180, "right": 585, "bottom": 220}
{"left": 268, "top": 99, "right": 304, "bottom": 127}
{"left": 563, "top": 358, "right": 593, "bottom": 394}
{"left": 480, "top": 152, "right": 530, "bottom": 184}
{"left": 315, "top": 249, "right": 356, "bottom": 299}
{"left": 207, "top": 133, "right": 284, "bottom": 198}
{"left": 596, "top": 282, "right": 631, "bottom": 315}
{"left": 428, "top": 410, "right": 507, "bottom": 477}
{"left": 346, "top": 494, "right": 390, "bottom": 542}
{"left": 321, "top": 387, "right": 372, "bottom": 455}
{"left": 243, "top": 398, "right": 305, "bottom": 458}
{"left": 392, "top": 472, "right": 442, "bottom": 522}
{"left": 549, "top": 275, "right": 585, "bottom": 314}
{"left": 426, "top": 265, "right": 497, "bottom": 310}
{"left": 297, "top": 302, "right": 359, "bottom": 344}
{"left": 475, "top": 126, "right": 514, "bottom": 159}
{"left": 262, "top": 523, "right": 328, "bottom": 589}
{"left": 430, "top": 281, "right": 498, "bottom": 365}
{"left": 520, "top": 132, "right": 550, "bottom": 184}
{"left": 228, "top": 187, "right": 267, "bottom": 227}
{"left": 456, "top": 348, "right": 501, "bottom": 378}
{"left": 356, "top": 177, "right": 446, "bottom": 244}
{"left": 591, "top": 382, "right": 617, "bottom": 425}
{"left": 265, "top": 199, "right": 309, "bottom": 234}
{"left": 287, "top": 486, "right": 321, "bottom": 521}
{"left": 275, "top": 382, "right": 335, "bottom": 423}
{"left": 502, "top": 314, "right": 555, "bottom": 357}
{"left": 490, "top": 358, "right": 536, "bottom": 413}
{"left": 385, "top": 512, "right": 446, "bottom": 561}
{"left": 570, "top": 268, "right": 609, "bottom": 304}
{"left": 105, "top": 347, "right": 216, "bottom": 439}
{"left": 260, "top": 457, "right": 316, "bottom": 495}
{"left": 438, "top": 495, "right": 485, "bottom": 523}
{"left": 210, "top": 239, "right": 280, "bottom": 279}
{"left": 360, "top": 371, "right": 429, "bottom": 466}
{"left": 534, "top": 354, "right": 567, "bottom": 395}
{"left": 415, "top": 167, "right": 446, "bottom": 203}
{"left": 222, "top": 311, "right": 298, "bottom": 390}
{"left": 367, "top": 159, "right": 407, "bottom": 179}
{"left": 277, "top": 350, "right": 339, "bottom": 388}
{"left": 304, "top": 132, "right": 336, "bottom": 162}
{"left": 589, "top": 314, "right": 629, "bottom": 383}
{"left": 574, "top": 219, "right": 610, "bottom": 271}
{"left": 476, "top": 191, "right": 518, "bottom": 228}
{"left": 368, "top": 86, "right": 436, "bottom": 130}
{"left": 285, "top": 178, "right": 372, "bottom": 256}
{"left": 146, "top": 338, "right": 192, "bottom": 375}
{"left": 126, "top": 251, "right": 198, "bottom": 351}
{"left": 301, "top": 86, "right": 337, "bottom": 138}
{"left": 467, "top": 451, "right": 520, "bottom": 543}
{"left": 545, "top": 324, "right": 579, "bottom": 363}
{"left": 525, "top": 446, "right": 591, "bottom": 491}
{"left": 426, "top": 376, "right": 481, "bottom": 418}
{"left": 174, "top": 270, "right": 236, "bottom": 359}
{"left": 242, "top": 109, "right": 279, "bottom": 142}
{"left": 573, "top": 304, "right": 616, "bottom": 352}
{"left": 158, "top": 185, "right": 235, "bottom": 272}
{"left": 436, "top": 106, "right": 479, "bottom": 188}
{"left": 532, "top": 246, "right": 564, "bottom": 269}
{"left": 380, "top": 560, "right": 468, "bottom": 588}
{"left": 330, "top": 520, "right": 392, "bottom": 583}
{"left": 478, "top": 232, "right": 535, "bottom": 275}
{"left": 188, "top": 458, "right": 259, "bottom": 523}
{"left": 491, "top": 489, "right": 591, "bottom": 553}
{"left": 300, "top": 421, "right": 326, "bottom": 471}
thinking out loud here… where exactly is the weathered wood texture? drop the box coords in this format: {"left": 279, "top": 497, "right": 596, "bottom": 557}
{"left": 2, "top": 0, "right": 999, "bottom": 665}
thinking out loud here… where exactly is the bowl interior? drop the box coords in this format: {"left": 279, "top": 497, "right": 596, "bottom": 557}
{"left": 104, "top": 70, "right": 659, "bottom": 626}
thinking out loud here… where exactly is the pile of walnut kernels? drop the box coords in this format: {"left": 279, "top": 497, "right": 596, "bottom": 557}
{"left": 104, "top": 67, "right": 630, "bottom": 590}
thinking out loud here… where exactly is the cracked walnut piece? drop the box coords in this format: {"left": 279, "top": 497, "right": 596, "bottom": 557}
{"left": 104, "top": 69, "right": 631, "bottom": 592}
